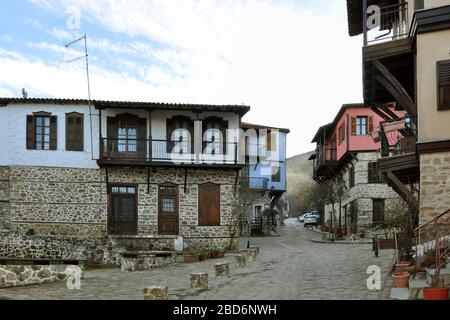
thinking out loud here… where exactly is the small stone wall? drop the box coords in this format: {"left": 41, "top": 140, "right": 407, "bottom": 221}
{"left": 121, "top": 253, "right": 177, "bottom": 272}
{"left": 0, "top": 265, "right": 80, "bottom": 288}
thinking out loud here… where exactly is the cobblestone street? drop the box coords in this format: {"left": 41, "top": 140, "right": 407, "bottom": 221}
{"left": 0, "top": 220, "right": 394, "bottom": 300}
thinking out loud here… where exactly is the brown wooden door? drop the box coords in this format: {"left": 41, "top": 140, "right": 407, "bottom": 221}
{"left": 158, "top": 185, "right": 179, "bottom": 235}
{"left": 198, "top": 183, "right": 220, "bottom": 226}
{"left": 109, "top": 186, "right": 138, "bottom": 235}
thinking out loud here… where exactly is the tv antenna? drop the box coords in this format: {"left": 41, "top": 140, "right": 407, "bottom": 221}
{"left": 65, "top": 34, "right": 94, "bottom": 159}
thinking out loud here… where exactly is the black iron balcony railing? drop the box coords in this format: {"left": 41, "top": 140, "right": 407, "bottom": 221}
{"left": 100, "top": 138, "right": 239, "bottom": 164}
{"left": 365, "top": 2, "right": 409, "bottom": 45}
{"left": 240, "top": 176, "right": 270, "bottom": 190}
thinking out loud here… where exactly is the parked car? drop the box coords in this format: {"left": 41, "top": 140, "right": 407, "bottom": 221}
{"left": 304, "top": 214, "right": 319, "bottom": 227}
{"left": 298, "top": 213, "right": 308, "bottom": 223}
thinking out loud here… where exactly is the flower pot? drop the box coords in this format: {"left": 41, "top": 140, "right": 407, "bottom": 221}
{"left": 199, "top": 253, "right": 208, "bottom": 261}
{"left": 395, "top": 261, "right": 411, "bottom": 273}
{"left": 183, "top": 254, "right": 200, "bottom": 263}
{"left": 378, "top": 239, "right": 395, "bottom": 250}
{"left": 392, "top": 272, "right": 410, "bottom": 288}
{"left": 423, "top": 287, "right": 449, "bottom": 300}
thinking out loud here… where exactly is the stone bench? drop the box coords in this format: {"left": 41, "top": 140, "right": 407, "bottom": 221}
{"left": 235, "top": 254, "right": 247, "bottom": 267}
{"left": 215, "top": 263, "right": 230, "bottom": 277}
{"left": 143, "top": 286, "right": 169, "bottom": 300}
{"left": 121, "top": 251, "right": 176, "bottom": 272}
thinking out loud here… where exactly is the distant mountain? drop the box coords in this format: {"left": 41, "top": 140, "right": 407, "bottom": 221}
{"left": 286, "top": 151, "right": 315, "bottom": 215}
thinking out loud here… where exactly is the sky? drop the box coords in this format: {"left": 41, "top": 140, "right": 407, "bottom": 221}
{"left": 0, "top": 0, "right": 363, "bottom": 157}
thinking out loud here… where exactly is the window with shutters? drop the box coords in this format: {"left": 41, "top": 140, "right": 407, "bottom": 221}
{"left": 167, "top": 116, "right": 194, "bottom": 154}
{"left": 373, "top": 199, "right": 385, "bottom": 224}
{"left": 198, "top": 183, "right": 220, "bottom": 226}
{"left": 66, "top": 112, "right": 84, "bottom": 151}
{"left": 26, "top": 112, "right": 57, "bottom": 151}
{"left": 352, "top": 116, "right": 373, "bottom": 136}
{"left": 368, "top": 161, "right": 383, "bottom": 184}
{"left": 438, "top": 60, "right": 450, "bottom": 110}
{"left": 203, "top": 117, "right": 227, "bottom": 155}
{"left": 349, "top": 166, "right": 355, "bottom": 188}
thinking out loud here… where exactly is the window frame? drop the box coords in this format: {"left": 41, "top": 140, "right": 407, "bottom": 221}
{"left": 66, "top": 112, "right": 84, "bottom": 152}
{"left": 437, "top": 60, "right": 450, "bottom": 110}
{"left": 27, "top": 112, "right": 57, "bottom": 151}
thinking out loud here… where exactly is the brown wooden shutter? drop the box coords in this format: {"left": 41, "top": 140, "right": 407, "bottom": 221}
{"left": 368, "top": 116, "right": 373, "bottom": 134}
{"left": 107, "top": 117, "right": 118, "bottom": 155}
{"left": 166, "top": 118, "right": 174, "bottom": 152}
{"left": 50, "top": 116, "right": 57, "bottom": 150}
{"left": 66, "top": 113, "right": 84, "bottom": 151}
{"left": 438, "top": 60, "right": 450, "bottom": 110}
{"left": 137, "top": 118, "right": 147, "bottom": 158}
{"left": 351, "top": 117, "right": 357, "bottom": 135}
{"left": 198, "top": 183, "right": 220, "bottom": 226}
{"left": 26, "top": 115, "right": 36, "bottom": 150}
{"left": 221, "top": 120, "right": 228, "bottom": 154}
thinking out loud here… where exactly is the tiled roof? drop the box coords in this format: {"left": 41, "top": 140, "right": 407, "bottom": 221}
{"left": 241, "top": 122, "right": 290, "bottom": 133}
{"left": 0, "top": 97, "right": 250, "bottom": 115}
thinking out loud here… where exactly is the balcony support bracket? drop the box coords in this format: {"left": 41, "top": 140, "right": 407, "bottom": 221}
{"left": 385, "top": 171, "right": 420, "bottom": 212}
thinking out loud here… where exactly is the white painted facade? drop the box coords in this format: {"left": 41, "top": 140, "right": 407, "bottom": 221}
{"left": 0, "top": 101, "right": 243, "bottom": 169}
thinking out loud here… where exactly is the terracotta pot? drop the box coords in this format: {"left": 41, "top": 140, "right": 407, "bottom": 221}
{"left": 379, "top": 239, "right": 395, "bottom": 250}
{"left": 392, "top": 272, "right": 410, "bottom": 288}
{"left": 423, "top": 287, "right": 449, "bottom": 300}
{"left": 199, "top": 253, "right": 208, "bottom": 261}
{"left": 183, "top": 254, "right": 200, "bottom": 263}
{"left": 395, "top": 261, "right": 411, "bottom": 273}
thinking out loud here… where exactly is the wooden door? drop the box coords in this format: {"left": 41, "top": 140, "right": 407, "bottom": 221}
{"left": 373, "top": 199, "right": 385, "bottom": 224}
{"left": 109, "top": 186, "right": 138, "bottom": 235}
{"left": 198, "top": 183, "right": 220, "bottom": 226}
{"left": 158, "top": 185, "right": 179, "bottom": 235}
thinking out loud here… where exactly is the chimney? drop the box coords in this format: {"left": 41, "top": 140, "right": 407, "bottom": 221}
{"left": 22, "top": 88, "right": 28, "bottom": 99}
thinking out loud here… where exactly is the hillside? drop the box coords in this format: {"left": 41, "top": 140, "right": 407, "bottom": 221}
{"left": 286, "top": 151, "right": 316, "bottom": 216}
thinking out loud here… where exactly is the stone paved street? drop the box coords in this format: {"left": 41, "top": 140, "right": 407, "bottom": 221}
{"left": 0, "top": 219, "right": 394, "bottom": 300}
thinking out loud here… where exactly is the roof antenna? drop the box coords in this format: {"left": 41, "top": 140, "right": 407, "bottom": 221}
{"left": 22, "top": 88, "right": 28, "bottom": 99}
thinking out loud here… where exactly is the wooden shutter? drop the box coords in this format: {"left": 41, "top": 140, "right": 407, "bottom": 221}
{"left": 351, "top": 117, "right": 357, "bottom": 135}
{"left": 438, "top": 60, "right": 450, "bottom": 110}
{"left": 166, "top": 118, "right": 175, "bottom": 152}
{"left": 368, "top": 116, "right": 374, "bottom": 134}
{"left": 107, "top": 117, "right": 118, "bottom": 155}
{"left": 198, "top": 183, "right": 220, "bottom": 226}
{"left": 26, "top": 115, "right": 36, "bottom": 150}
{"left": 137, "top": 118, "right": 147, "bottom": 158}
{"left": 50, "top": 116, "right": 57, "bottom": 150}
{"left": 66, "top": 113, "right": 84, "bottom": 151}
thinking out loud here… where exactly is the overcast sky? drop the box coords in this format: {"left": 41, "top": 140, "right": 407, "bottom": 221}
{"left": 0, "top": 0, "right": 363, "bottom": 157}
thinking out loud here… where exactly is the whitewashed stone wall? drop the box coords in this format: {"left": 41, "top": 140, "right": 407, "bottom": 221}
{"left": 419, "top": 151, "right": 450, "bottom": 224}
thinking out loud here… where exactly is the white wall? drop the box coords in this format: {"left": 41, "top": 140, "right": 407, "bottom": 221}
{"left": 2, "top": 103, "right": 99, "bottom": 169}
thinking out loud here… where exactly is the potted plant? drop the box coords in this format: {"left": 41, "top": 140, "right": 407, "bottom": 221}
{"left": 395, "top": 261, "right": 411, "bottom": 273}
{"left": 183, "top": 248, "right": 200, "bottom": 263}
{"left": 392, "top": 271, "right": 410, "bottom": 288}
{"left": 215, "top": 249, "right": 225, "bottom": 258}
{"left": 423, "top": 274, "right": 449, "bottom": 300}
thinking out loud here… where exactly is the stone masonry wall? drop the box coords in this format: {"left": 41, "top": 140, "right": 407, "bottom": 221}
{"left": 0, "top": 265, "right": 80, "bottom": 288}
{"left": 4, "top": 166, "right": 239, "bottom": 251}
{"left": 0, "top": 166, "right": 10, "bottom": 230}
{"left": 420, "top": 151, "right": 450, "bottom": 224}
{"left": 324, "top": 152, "right": 409, "bottom": 231}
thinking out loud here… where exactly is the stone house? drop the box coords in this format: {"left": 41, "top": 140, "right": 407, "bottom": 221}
{"left": 0, "top": 97, "right": 253, "bottom": 259}
{"left": 310, "top": 103, "right": 410, "bottom": 232}
{"left": 345, "top": 0, "right": 450, "bottom": 225}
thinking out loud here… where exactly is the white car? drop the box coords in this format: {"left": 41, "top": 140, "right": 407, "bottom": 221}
{"left": 303, "top": 214, "right": 319, "bottom": 227}
{"left": 298, "top": 213, "right": 308, "bottom": 223}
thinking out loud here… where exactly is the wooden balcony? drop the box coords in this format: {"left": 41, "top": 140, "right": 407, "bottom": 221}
{"left": 312, "top": 147, "right": 338, "bottom": 181}
{"left": 98, "top": 138, "right": 242, "bottom": 169}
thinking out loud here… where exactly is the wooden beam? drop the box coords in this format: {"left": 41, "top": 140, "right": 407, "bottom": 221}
{"left": 371, "top": 105, "right": 394, "bottom": 122}
{"left": 373, "top": 60, "right": 417, "bottom": 116}
{"left": 386, "top": 171, "right": 419, "bottom": 211}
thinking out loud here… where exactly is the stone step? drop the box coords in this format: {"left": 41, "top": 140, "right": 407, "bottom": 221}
{"left": 390, "top": 288, "right": 410, "bottom": 300}
{"left": 409, "top": 279, "right": 429, "bottom": 289}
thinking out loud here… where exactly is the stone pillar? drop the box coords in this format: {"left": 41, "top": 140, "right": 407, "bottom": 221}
{"left": 250, "top": 246, "right": 260, "bottom": 255}
{"left": 235, "top": 254, "right": 247, "bottom": 268}
{"left": 190, "top": 273, "right": 208, "bottom": 292}
{"left": 247, "top": 248, "right": 258, "bottom": 262}
{"left": 143, "top": 286, "right": 169, "bottom": 300}
{"left": 215, "top": 263, "right": 230, "bottom": 277}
